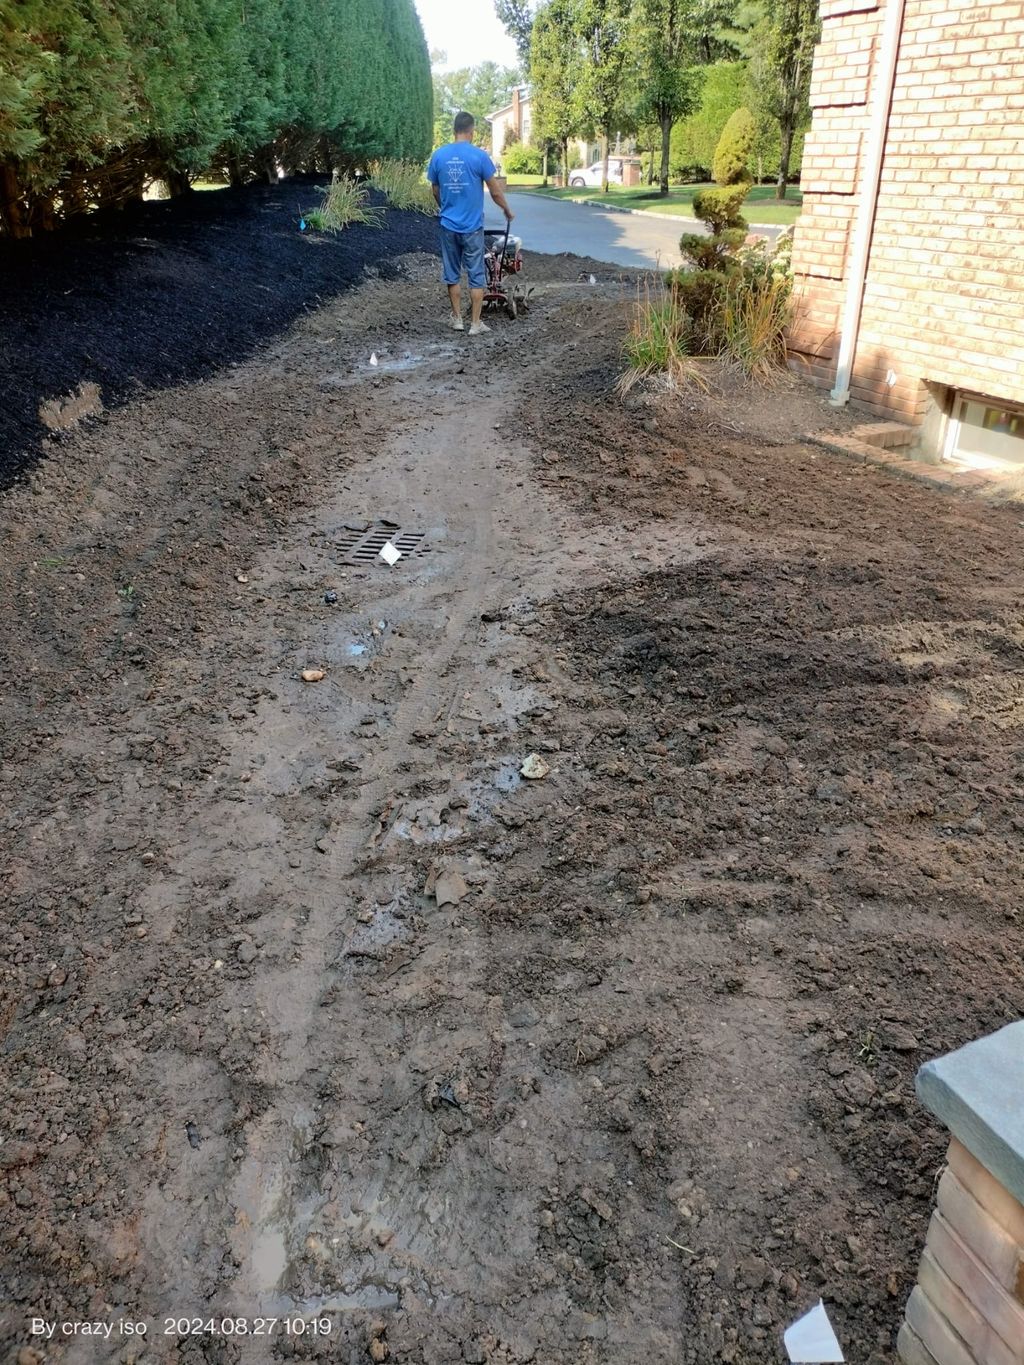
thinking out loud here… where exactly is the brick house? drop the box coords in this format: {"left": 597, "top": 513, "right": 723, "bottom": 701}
{"left": 788, "top": 0, "right": 1024, "bottom": 468}
{"left": 486, "top": 87, "right": 604, "bottom": 170}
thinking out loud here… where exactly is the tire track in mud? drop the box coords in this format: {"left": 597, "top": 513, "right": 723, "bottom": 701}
{"left": 219, "top": 394, "right": 522, "bottom": 1329}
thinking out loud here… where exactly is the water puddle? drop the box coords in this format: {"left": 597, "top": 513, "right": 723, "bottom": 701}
{"left": 293, "top": 1286, "right": 400, "bottom": 1315}
{"left": 368, "top": 349, "right": 425, "bottom": 372}
{"left": 251, "top": 1225, "right": 288, "bottom": 1290}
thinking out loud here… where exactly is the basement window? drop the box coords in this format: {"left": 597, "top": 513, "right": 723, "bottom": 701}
{"left": 944, "top": 392, "right": 1024, "bottom": 471}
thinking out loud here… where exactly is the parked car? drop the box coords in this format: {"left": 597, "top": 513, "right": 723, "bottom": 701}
{"left": 568, "top": 157, "right": 633, "bottom": 188}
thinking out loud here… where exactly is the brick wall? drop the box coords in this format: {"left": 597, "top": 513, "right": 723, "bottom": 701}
{"left": 898, "top": 1140, "right": 1024, "bottom": 1365}
{"left": 789, "top": 0, "right": 1024, "bottom": 422}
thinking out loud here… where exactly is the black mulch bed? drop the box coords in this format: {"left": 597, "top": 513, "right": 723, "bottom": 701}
{"left": 0, "top": 176, "right": 439, "bottom": 486}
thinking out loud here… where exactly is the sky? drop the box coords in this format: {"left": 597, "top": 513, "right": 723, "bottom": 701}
{"left": 415, "top": 0, "right": 519, "bottom": 71}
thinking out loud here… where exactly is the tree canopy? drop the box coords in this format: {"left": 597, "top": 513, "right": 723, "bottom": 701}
{"left": 431, "top": 59, "right": 522, "bottom": 150}
{"left": 0, "top": 0, "right": 433, "bottom": 236}
{"left": 518, "top": 0, "right": 814, "bottom": 194}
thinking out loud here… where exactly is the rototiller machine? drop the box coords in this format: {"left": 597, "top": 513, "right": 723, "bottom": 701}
{"left": 483, "top": 224, "right": 533, "bottom": 319}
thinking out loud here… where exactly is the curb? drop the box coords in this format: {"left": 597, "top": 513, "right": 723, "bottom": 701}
{"left": 510, "top": 188, "right": 791, "bottom": 232}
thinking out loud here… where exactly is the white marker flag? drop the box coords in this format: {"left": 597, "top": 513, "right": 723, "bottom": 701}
{"left": 783, "top": 1301, "right": 844, "bottom": 1363}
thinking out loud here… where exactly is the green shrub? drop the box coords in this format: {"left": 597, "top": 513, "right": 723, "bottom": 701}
{"left": 305, "top": 178, "right": 384, "bottom": 233}
{"left": 667, "top": 268, "right": 727, "bottom": 353}
{"left": 691, "top": 185, "right": 750, "bottom": 235}
{"left": 672, "top": 163, "right": 711, "bottom": 184}
{"left": 1, "top": 0, "right": 432, "bottom": 236}
{"left": 712, "top": 107, "right": 756, "bottom": 187}
{"left": 369, "top": 158, "right": 436, "bottom": 213}
{"left": 662, "top": 104, "right": 771, "bottom": 373}
{"left": 503, "top": 142, "right": 542, "bottom": 175}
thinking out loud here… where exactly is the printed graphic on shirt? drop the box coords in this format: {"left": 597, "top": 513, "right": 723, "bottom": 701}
{"left": 427, "top": 144, "right": 495, "bottom": 233}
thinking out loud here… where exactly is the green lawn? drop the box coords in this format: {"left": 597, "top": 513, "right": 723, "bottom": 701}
{"left": 511, "top": 181, "right": 802, "bottom": 226}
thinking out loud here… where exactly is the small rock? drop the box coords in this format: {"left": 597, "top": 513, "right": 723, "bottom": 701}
{"left": 576, "top": 1034, "right": 608, "bottom": 1064}
{"left": 882, "top": 1023, "right": 919, "bottom": 1052}
{"left": 580, "top": 1187, "right": 613, "bottom": 1222}
{"left": 434, "top": 870, "right": 469, "bottom": 907}
{"left": 237, "top": 940, "right": 257, "bottom": 964}
{"left": 520, "top": 753, "right": 550, "bottom": 780}
{"left": 302, "top": 668, "right": 326, "bottom": 683}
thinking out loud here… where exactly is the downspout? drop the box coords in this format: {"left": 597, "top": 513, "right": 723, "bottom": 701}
{"left": 829, "top": 0, "right": 906, "bottom": 406}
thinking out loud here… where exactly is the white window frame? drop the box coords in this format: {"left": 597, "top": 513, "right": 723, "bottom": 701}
{"left": 942, "top": 390, "right": 1024, "bottom": 466}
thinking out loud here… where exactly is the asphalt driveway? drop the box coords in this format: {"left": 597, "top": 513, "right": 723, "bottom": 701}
{"left": 485, "top": 192, "right": 782, "bottom": 272}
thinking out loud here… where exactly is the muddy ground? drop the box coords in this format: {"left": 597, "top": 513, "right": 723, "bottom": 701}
{"left": 2, "top": 239, "right": 1024, "bottom": 1365}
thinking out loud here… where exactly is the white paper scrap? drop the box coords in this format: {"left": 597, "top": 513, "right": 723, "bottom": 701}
{"left": 784, "top": 1301, "right": 844, "bottom": 1363}
{"left": 379, "top": 541, "right": 402, "bottom": 566}
{"left": 369, "top": 351, "right": 379, "bottom": 366}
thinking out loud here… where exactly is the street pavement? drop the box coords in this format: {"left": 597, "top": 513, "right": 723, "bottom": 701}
{"left": 484, "top": 190, "right": 780, "bottom": 272}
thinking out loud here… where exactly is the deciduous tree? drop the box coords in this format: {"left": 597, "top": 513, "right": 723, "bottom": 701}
{"left": 633, "top": 0, "right": 701, "bottom": 197}
{"left": 574, "top": 0, "right": 633, "bottom": 194}
{"left": 747, "top": 0, "right": 818, "bottom": 198}
{"left": 530, "top": 0, "right": 582, "bottom": 184}
{"left": 494, "top": 0, "right": 536, "bottom": 69}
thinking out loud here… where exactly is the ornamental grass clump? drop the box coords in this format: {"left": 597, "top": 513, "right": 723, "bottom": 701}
{"left": 304, "top": 176, "right": 383, "bottom": 233}
{"left": 617, "top": 276, "right": 708, "bottom": 397}
{"left": 368, "top": 159, "right": 436, "bottom": 214}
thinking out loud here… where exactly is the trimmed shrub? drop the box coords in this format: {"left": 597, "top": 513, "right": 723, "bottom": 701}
{"left": 712, "top": 107, "right": 756, "bottom": 187}
{"left": 691, "top": 185, "right": 750, "bottom": 235}
{"left": 503, "top": 142, "right": 543, "bottom": 175}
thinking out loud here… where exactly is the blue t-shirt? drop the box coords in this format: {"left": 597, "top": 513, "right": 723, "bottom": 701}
{"left": 427, "top": 142, "right": 496, "bottom": 234}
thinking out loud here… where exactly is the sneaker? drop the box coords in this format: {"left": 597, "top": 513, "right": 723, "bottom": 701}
{"left": 449, "top": 314, "right": 464, "bottom": 331}
{"left": 468, "top": 320, "right": 491, "bottom": 336}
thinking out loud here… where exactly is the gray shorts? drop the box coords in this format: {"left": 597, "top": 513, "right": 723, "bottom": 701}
{"left": 440, "top": 226, "right": 486, "bottom": 288}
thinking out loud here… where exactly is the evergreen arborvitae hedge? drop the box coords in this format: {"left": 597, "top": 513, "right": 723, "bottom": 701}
{"left": 0, "top": 0, "right": 432, "bottom": 236}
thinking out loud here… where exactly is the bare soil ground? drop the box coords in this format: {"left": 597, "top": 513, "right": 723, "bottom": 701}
{"left": 3, "top": 244, "right": 1024, "bottom": 1365}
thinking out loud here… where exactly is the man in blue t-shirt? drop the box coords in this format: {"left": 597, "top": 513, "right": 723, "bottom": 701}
{"left": 427, "top": 111, "right": 514, "bottom": 336}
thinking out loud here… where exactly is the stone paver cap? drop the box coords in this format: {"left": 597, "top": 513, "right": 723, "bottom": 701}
{"left": 916, "top": 1021, "right": 1024, "bottom": 1207}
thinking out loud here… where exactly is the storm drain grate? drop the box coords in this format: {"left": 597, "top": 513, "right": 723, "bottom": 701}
{"left": 337, "top": 522, "right": 428, "bottom": 563}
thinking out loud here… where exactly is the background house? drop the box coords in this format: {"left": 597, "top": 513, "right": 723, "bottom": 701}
{"left": 788, "top": 0, "right": 1024, "bottom": 468}
{"left": 487, "top": 88, "right": 600, "bottom": 169}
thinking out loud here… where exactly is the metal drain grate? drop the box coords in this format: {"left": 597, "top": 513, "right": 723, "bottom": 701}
{"left": 337, "top": 522, "right": 428, "bottom": 563}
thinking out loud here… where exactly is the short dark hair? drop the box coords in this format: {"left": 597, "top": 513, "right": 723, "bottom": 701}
{"left": 453, "top": 111, "right": 475, "bottom": 135}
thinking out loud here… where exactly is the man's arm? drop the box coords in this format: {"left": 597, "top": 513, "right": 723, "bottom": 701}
{"left": 432, "top": 182, "right": 440, "bottom": 208}
{"left": 486, "top": 176, "right": 514, "bottom": 222}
